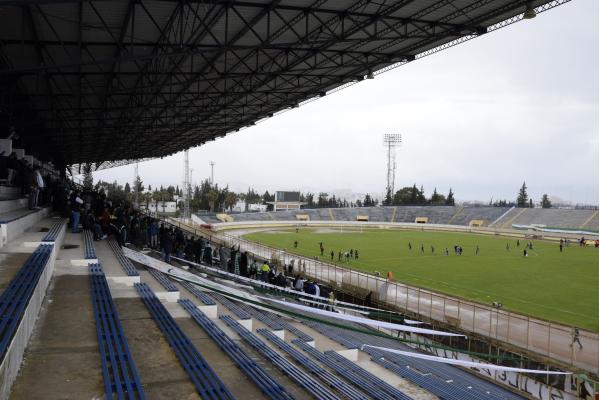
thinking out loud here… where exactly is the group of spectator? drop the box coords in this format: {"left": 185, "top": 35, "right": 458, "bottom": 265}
{"left": 69, "top": 191, "right": 337, "bottom": 309}
{"left": 0, "top": 151, "right": 62, "bottom": 210}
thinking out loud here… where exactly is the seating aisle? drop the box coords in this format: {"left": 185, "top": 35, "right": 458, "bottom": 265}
{"left": 8, "top": 230, "right": 105, "bottom": 399}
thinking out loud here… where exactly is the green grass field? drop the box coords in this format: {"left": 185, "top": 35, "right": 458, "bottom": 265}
{"left": 243, "top": 228, "right": 599, "bottom": 331}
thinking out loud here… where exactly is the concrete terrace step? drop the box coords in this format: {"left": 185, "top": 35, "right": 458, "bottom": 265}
{"left": 0, "top": 186, "right": 21, "bottom": 201}
{"left": 0, "top": 198, "right": 28, "bottom": 214}
{"left": 0, "top": 207, "right": 51, "bottom": 249}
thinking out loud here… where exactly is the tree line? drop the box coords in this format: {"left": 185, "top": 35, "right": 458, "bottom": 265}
{"left": 382, "top": 185, "right": 455, "bottom": 206}
{"left": 91, "top": 172, "right": 556, "bottom": 214}
{"left": 490, "top": 182, "right": 552, "bottom": 208}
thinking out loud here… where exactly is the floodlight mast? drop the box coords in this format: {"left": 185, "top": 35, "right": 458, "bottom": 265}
{"left": 383, "top": 134, "right": 402, "bottom": 199}
{"left": 183, "top": 150, "right": 190, "bottom": 220}
{"left": 133, "top": 162, "right": 139, "bottom": 207}
{"left": 209, "top": 161, "right": 215, "bottom": 184}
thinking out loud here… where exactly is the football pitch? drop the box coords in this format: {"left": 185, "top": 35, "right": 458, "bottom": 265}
{"left": 243, "top": 228, "right": 599, "bottom": 331}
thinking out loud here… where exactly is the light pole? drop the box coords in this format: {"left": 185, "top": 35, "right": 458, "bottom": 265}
{"left": 383, "top": 134, "right": 402, "bottom": 200}
{"left": 209, "top": 161, "right": 215, "bottom": 185}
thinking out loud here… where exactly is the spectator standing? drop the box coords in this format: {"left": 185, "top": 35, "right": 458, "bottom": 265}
{"left": 70, "top": 191, "right": 83, "bottom": 233}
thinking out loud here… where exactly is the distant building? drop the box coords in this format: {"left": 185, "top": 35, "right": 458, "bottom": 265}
{"left": 140, "top": 201, "right": 177, "bottom": 213}
{"left": 268, "top": 191, "right": 305, "bottom": 211}
{"left": 231, "top": 201, "right": 267, "bottom": 213}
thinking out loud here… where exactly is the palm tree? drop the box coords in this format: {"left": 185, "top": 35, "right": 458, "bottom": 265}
{"left": 224, "top": 192, "right": 238, "bottom": 211}
{"left": 206, "top": 190, "right": 218, "bottom": 212}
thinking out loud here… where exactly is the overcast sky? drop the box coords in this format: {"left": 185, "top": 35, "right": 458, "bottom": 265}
{"left": 94, "top": 0, "right": 599, "bottom": 205}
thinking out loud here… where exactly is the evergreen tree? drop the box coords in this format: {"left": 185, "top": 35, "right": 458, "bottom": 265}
{"left": 517, "top": 182, "right": 528, "bottom": 208}
{"left": 418, "top": 185, "right": 426, "bottom": 205}
{"left": 410, "top": 184, "right": 418, "bottom": 204}
{"left": 305, "top": 193, "right": 315, "bottom": 208}
{"left": 529, "top": 198, "right": 533, "bottom": 208}
{"left": 383, "top": 187, "right": 393, "bottom": 206}
{"left": 317, "top": 192, "right": 329, "bottom": 207}
{"left": 541, "top": 194, "right": 552, "bottom": 209}
{"left": 393, "top": 187, "right": 413, "bottom": 205}
{"left": 430, "top": 188, "right": 445, "bottom": 205}
{"left": 445, "top": 188, "right": 455, "bottom": 206}
{"left": 124, "top": 182, "right": 131, "bottom": 194}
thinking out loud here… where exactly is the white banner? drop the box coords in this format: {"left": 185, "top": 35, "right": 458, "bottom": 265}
{"left": 261, "top": 297, "right": 466, "bottom": 337}
{"left": 159, "top": 251, "right": 409, "bottom": 317}
{"left": 122, "top": 247, "right": 256, "bottom": 302}
{"left": 363, "top": 345, "right": 572, "bottom": 375}
{"left": 124, "top": 247, "right": 439, "bottom": 335}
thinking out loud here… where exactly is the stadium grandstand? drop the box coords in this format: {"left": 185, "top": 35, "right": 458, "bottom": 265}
{"left": 196, "top": 205, "right": 599, "bottom": 233}
{"left": 0, "top": 1, "right": 596, "bottom": 400}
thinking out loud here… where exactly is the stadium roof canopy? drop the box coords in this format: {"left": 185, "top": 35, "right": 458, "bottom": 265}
{"left": 0, "top": 0, "right": 568, "bottom": 168}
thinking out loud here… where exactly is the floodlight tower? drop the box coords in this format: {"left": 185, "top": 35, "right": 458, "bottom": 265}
{"left": 133, "top": 162, "right": 139, "bottom": 207}
{"left": 383, "top": 134, "right": 402, "bottom": 198}
{"left": 183, "top": 150, "right": 191, "bottom": 220}
{"left": 209, "top": 161, "right": 215, "bottom": 184}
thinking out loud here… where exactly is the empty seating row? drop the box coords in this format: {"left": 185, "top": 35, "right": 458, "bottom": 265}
{"left": 0, "top": 244, "right": 53, "bottom": 362}
{"left": 208, "top": 292, "right": 252, "bottom": 320}
{"left": 237, "top": 303, "right": 314, "bottom": 342}
{"left": 89, "top": 264, "right": 145, "bottom": 400}
{"left": 223, "top": 206, "right": 537, "bottom": 226}
{"left": 365, "top": 347, "right": 490, "bottom": 400}
{"left": 292, "top": 339, "right": 407, "bottom": 400}
{"left": 365, "top": 347, "right": 508, "bottom": 400}
{"left": 451, "top": 207, "right": 509, "bottom": 226}
{"left": 349, "top": 332, "right": 522, "bottom": 399}
{"left": 146, "top": 268, "right": 178, "bottom": 292}
{"left": 305, "top": 321, "right": 523, "bottom": 400}
{"left": 337, "top": 325, "right": 522, "bottom": 400}
{"left": 178, "top": 300, "right": 294, "bottom": 400}
{"left": 179, "top": 281, "right": 216, "bottom": 305}
{"left": 364, "top": 343, "right": 519, "bottom": 400}
{"left": 508, "top": 208, "right": 598, "bottom": 230}
{"left": 134, "top": 283, "right": 234, "bottom": 400}
{"left": 107, "top": 240, "right": 139, "bottom": 276}
{"left": 41, "top": 219, "right": 66, "bottom": 242}
{"left": 220, "top": 315, "right": 340, "bottom": 400}
{"left": 258, "top": 329, "right": 368, "bottom": 400}
{"left": 84, "top": 230, "right": 97, "bottom": 259}
{"left": 302, "top": 321, "right": 358, "bottom": 349}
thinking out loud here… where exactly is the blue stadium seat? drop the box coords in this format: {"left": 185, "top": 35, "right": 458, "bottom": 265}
{"left": 258, "top": 329, "right": 368, "bottom": 400}
{"left": 135, "top": 283, "right": 234, "bottom": 400}
{"left": 107, "top": 240, "right": 140, "bottom": 276}
{"left": 0, "top": 244, "right": 53, "bottom": 363}
{"left": 41, "top": 219, "right": 66, "bottom": 242}
{"left": 178, "top": 299, "right": 294, "bottom": 400}
{"left": 292, "top": 339, "right": 408, "bottom": 400}
{"left": 89, "top": 264, "right": 145, "bottom": 400}
{"left": 84, "top": 229, "right": 97, "bottom": 259}
{"left": 208, "top": 292, "right": 252, "bottom": 319}
{"left": 146, "top": 268, "right": 178, "bottom": 292}
{"left": 220, "top": 315, "right": 340, "bottom": 400}
{"left": 236, "top": 303, "right": 313, "bottom": 342}
{"left": 179, "top": 281, "right": 216, "bottom": 305}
